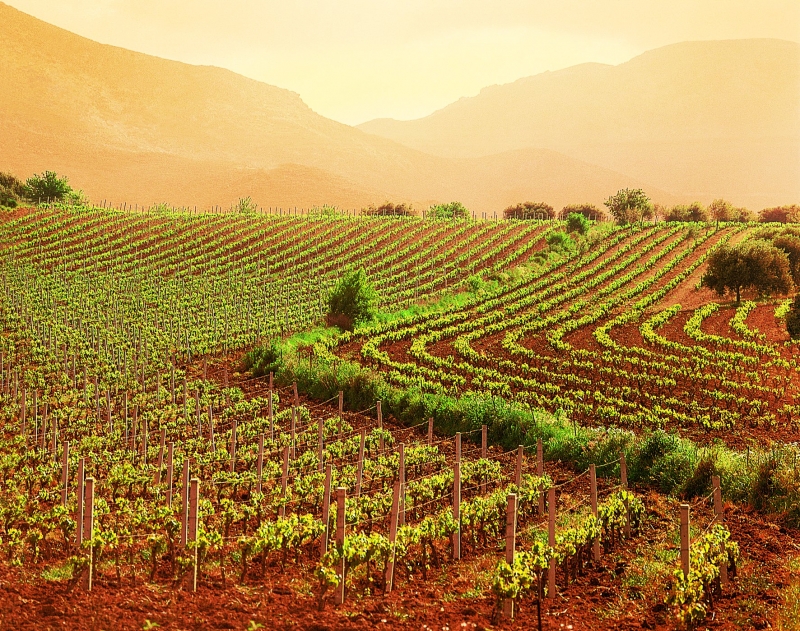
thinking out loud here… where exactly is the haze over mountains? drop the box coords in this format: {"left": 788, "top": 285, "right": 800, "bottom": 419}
{"left": 360, "top": 39, "right": 800, "bottom": 210}
{"left": 1, "top": 2, "right": 797, "bottom": 212}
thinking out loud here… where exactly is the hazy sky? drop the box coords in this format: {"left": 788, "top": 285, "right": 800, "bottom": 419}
{"left": 7, "top": 1, "right": 800, "bottom": 125}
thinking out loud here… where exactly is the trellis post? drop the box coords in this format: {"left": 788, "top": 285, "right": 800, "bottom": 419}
{"left": 61, "top": 440, "right": 69, "bottom": 507}
{"left": 712, "top": 475, "right": 727, "bottom": 585}
{"left": 590, "top": 464, "right": 600, "bottom": 561}
{"left": 336, "top": 487, "right": 347, "bottom": 605}
{"left": 547, "top": 488, "right": 556, "bottom": 599}
{"left": 321, "top": 463, "right": 332, "bottom": 555}
{"left": 503, "top": 493, "right": 518, "bottom": 618}
{"left": 680, "top": 504, "right": 690, "bottom": 578}
{"left": 256, "top": 434, "right": 265, "bottom": 494}
{"left": 188, "top": 478, "right": 200, "bottom": 591}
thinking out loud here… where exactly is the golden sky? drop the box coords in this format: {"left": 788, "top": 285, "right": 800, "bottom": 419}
{"left": 7, "top": 0, "right": 800, "bottom": 125}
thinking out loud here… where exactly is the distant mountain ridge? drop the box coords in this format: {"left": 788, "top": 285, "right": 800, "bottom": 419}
{"left": 4, "top": 2, "right": 788, "bottom": 211}
{"left": 359, "top": 39, "right": 800, "bottom": 209}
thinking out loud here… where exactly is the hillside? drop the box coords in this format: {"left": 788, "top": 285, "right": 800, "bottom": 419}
{"left": 0, "top": 2, "right": 675, "bottom": 212}
{"left": 359, "top": 39, "right": 800, "bottom": 209}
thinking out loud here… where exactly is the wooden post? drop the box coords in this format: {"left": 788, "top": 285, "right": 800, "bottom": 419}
{"left": 537, "top": 438, "right": 545, "bottom": 516}
{"left": 503, "top": 493, "right": 518, "bottom": 618}
{"left": 680, "top": 504, "right": 690, "bottom": 578}
{"left": 377, "top": 401, "right": 384, "bottom": 451}
{"left": 515, "top": 445, "right": 523, "bottom": 487}
{"left": 356, "top": 429, "right": 365, "bottom": 496}
{"left": 75, "top": 457, "right": 85, "bottom": 545}
{"left": 188, "top": 478, "right": 200, "bottom": 591}
{"left": 321, "top": 463, "right": 333, "bottom": 555}
{"left": 621, "top": 452, "right": 631, "bottom": 538}
{"left": 427, "top": 417, "right": 433, "bottom": 446}
{"left": 481, "top": 425, "right": 488, "bottom": 492}
{"left": 208, "top": 405, "right": 215, "bottom": 451}
{"left": 195, "top": 390, "right": 201, "bottom": 435}
{"left": 166, "top": 442, "right": 174, "bottom": 505}
{"left": 385, "top": 481, "right": 401, "bottom": 593}
{"left": 229, "top": 419, "right": 237, "bottom": 473}
{"left": 338, "top": 390, "right": 343, "bottom": 439}
{"left": 142, "top": 414, "right": 148, "bottom": 464}
{"left": 290, "top": 407, "right": 296, "bottom": 459}
{"left": 181, "top": 458, "right": 190, "bottom": 546}
{"left": 82, "top": 477, "right": 95, "bottom": 591}
{"left": 268, "top": 388, "right": 274, "bottom": 441}
{"left": 61, "top": 440, "right": 69, "bottom": 507}
{"left": 453, "top": 433, "right": 462, "bottom": 560}
{"left": 293, "top": 381, "right": 299, "bottom": 408}
{"left": 318, "top": 416, "right": 324, "bottom": 472}
{"left": 547, "top": 488, "right": 556, "bottom": 599}
{"left": 712, "top": 475, "right": 728, "bottom": 585}
{"left": 256, "top": 434, "right": 264, "bottom": 494}
{"left": 280, "top": 446, "right": 289, "bottom": 517}
{"left": 154, "top": 428, "right": 166, "bottom": 485}
{"left": 336, "top": 487, "right": 346, "bottom": 605}
{"left": 398, "top": 443, "right": 406, "bottom": 526}
{"left": 590, "top": 464, "right": 601, "bottom": 561}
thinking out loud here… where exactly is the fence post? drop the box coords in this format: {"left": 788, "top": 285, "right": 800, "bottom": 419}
{"left": 385, "top": 481, "right": 401, "bottom": 593}
{"left": 377, "top": 401, "right": 384, "bottom": 452}
{"left": 427, "top": 417, "right": 433, "bottom": 446}
{"left": 537, "top": 438, "right": 544, "bottom": 516}
{"left": 590, "top": 464, "right": 600, "bottom": 561}
{"left": 336, "top": 487, "right": 346, "bottom": 605}
{"left": 515, "top": 445, "right": 523, "bottom": 487}
{"left": 290, "top": 407, "right": 296, "bottom": 459}
{"left": 154, "top": 428, "right": 166, "bottom": 485}
{"left": 547, "top": 488, "right": 556, "bottom": 599}
{"left": 188, "top": 478, "right": 200, "bottom": 592}
{"left": 75, "top": 457, "right": 85, "bottom": 545}
{"left": 293, "top": 381, "right": 299, "bottom": 408}
{"left": 82, "top": 477, "right": 95, "bottom": 591}
{"left": 398, "top": 443, "right": 406, "bottom": 526}
{"left": 61, "top": 441, "right": 69, "bottom": 507}
{"left": 503, "top": 493, "right": 518, "bottom": 618}
{"left": 166, "top": 442, "right": 174, "bottom": 505}
{"left": 280, "top": 446, "right": 289, "bottom": 518}
{"left": 181, "top": 458, "right": 190, "bottom": 546}
{"left": 481, "top": 425, "right": 488, "bottom": 492}
{"left": 256, "top": 434, "right": 265, "bottom": 495}
{"left": 680, "top": 504, "right": 690, "bottom": 578}
{"left": 356, "top": 429, "right": 365, "bottom": 496}
{"left": 712, "top": 475, "right": 727, "bottom": 585}
{"left": 318, "top": 415, "right": 324, "bottom": 472}
{"left": 268, "top": 385, "right": 274, "bottom": 441}
{"left": 453, "top": 433, "right": 461, "bottom": 560}
{"left": 321, "top": 463, "right": 333, "bottom": 555}
{"left": 229, "top": 420, "right": 237, "bottom": 473}
{"left": 621, "top": 453, "right": 630, "bottom": 538}
{"left": 338, "top": 391, "right": 344, "bottom": 439}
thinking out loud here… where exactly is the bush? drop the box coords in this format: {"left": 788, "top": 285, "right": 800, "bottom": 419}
{"left": 759, "top": 205, "right": 800, "bottom": 224}
{"left": 363, "top": 202, "right": 415, "bottom": 217}
{"left": 236, "top": 196, "right": 257, "bottom": 214}
{"left": 326, "top": 268, "right": 378, "bottom": 331}
{"left": 665, "top": 202, "right": 709, "bottom": 223}
{"left": 241, "top": 341, "right": 283, "bottom": 377}
{"left": 428, "top": 201, "right": 469, "bottom": 220}
{"left": 604, "top": 188, "right": 653, "bottom": 225}
{"left": 786, "top": 294, "right": 800, "bottom": 339}
{"left": 702, "top": 240, "right": 794, "bottom": 303}
{"left": 24, "top": 171, "right": 73, "bottom": 202}
{"left": 565, "top": 212, "right": 591, "bottom": 234}
{"left": 503, "top": 201, "right": 554, "bottom": 220}
{"left": 560, "top": 203, "right": 603, "bottom": 221}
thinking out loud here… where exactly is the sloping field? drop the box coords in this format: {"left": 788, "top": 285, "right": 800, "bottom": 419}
{"left": 336, "top": 223, "right": 800, "bottom": 447}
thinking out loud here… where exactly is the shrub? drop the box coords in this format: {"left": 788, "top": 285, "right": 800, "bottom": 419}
{"left": 759, "top": 205, "right": 800, "bottom": 224}
{"left": 786, "top": 294, "right": 800, "bottom": 339}
{"left": 24, "top": 171, "right": 73, "bottom": 202}
{"left": 241, "top": 341, "right": 283, "bottom": 377}
{"left": 565, "top": 212, "right": 591, "bottom": 235}
{"left": 428, "top": 201, "right": 469, "bottom": 220}
{"left": 0, "top": 172, "right": 25, "bottom": 207}
{"left": 362, "top": 202, "right": 415, "bottom": 217}
{"left": 545, "top": 231, "right": 574, "bottom": 253}
{"left": 503, "top": 201, "right": 554, "bottom": 220}
{"left": 665, "top": 202, "right": 709, "bottom": 223}
{"left": 236, "top": 196, "right": 257, "bottom": 214}
{"left": 560, "top": 203, "right": 603, "bottom": 220}
{"left": 326, "top": 268, "right": 378, "bottom": 331}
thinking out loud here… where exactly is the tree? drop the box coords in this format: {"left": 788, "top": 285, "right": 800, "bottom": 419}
{"left": 565, "top": 212, "right": 590, "bottom": 235}
{"left": 236, "top": 196, "right": 257, "bottom": 214}
{"left": 559, "top": 203, "right": 603, "bottom": 221}
{"left": 363, "top": 202, "right": 415, "bottom": 217}
{"left": 773, "top": 235, "right": 800, "bottom": 285}
{"left": 24, "top": 171, "right": 73, "bottom": 202}
{"left": 759, "top": 205, "right": 800, "bottom": 224}
{"left": 326, "top": 268, "right": 378, "bottom": 331}
{"left": 603, "top": 188, "right": 653, "bottom": 225}
{"left": 0, "top": 172, "right": 25, "bottom": 207}
{"left": 701, "top": 241, "right": 794, "bottom": 303}
{"left": 428, "top": 201, "right": 469, "bottom": 220}
{"left": 665, "top": 202, "right": 708, "bottom": 223}
{"left": 786, "top": 294, "right": 800, "bottom": 339}
{"left": 503, "top": 202, "right": 554, "bottom": 220}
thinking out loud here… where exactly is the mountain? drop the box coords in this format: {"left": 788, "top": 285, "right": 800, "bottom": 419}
{"left": 359, "top": 40, "right": 800, "bottom": 209}
{"left": 0, "top": 2, "right": 682, "bottom": 213}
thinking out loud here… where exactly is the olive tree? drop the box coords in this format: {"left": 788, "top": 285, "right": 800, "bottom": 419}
{"left": 603, "top": 188, "right": 652, "bottom": 225}
{"left": 701, "top": 240, "right": 794, "bottom": 303}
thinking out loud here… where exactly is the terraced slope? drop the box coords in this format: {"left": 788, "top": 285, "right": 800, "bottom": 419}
{"left": 334, "top": 223, "right": 800, "bottom": 446}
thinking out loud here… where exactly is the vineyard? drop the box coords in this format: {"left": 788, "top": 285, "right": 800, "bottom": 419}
{"left": 0, "top": 205, "right": 797, "bottom": 630}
